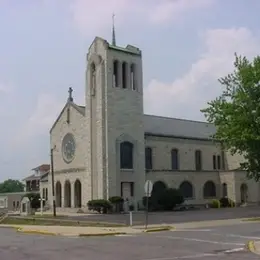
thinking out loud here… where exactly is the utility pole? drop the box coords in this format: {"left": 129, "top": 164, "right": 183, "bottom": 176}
{"left": 50, "top": 147, "right": 56, "bottom": 217}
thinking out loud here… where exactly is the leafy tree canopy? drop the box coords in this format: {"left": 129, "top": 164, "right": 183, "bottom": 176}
{"left": 201, "top": 53, "right": 260, "bottom": 182}
{"left": 0, "top": 179, "right": 25, "bottom": 193}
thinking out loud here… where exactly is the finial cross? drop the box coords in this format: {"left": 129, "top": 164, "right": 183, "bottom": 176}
{"left": 68, "top": 87, "right": 73, "bottom": 102}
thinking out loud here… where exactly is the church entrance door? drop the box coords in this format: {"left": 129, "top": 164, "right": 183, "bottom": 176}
{"left": 121, "top": 182, "right": 132, "bottom": 200}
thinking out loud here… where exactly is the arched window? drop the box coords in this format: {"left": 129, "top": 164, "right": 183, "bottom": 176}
{"left": 213, "top": 155, "right": 216, "bottom": 169}
{"left": 203, "top": 181, "right": 216, "bottom": 198}
{"left": 179, "top": 181, "right": 193, "bottom": 199}
{"left": 145, "top": 147, "right": 153, "bottom": 170}
{"left": 130, "top": 64, "right": 136, "bottom": 90}
{"left": 171, "top": 149, "right": 179, "bottom": 170}
{"left": 113, "top": 60, "right": 119, "bottom": 87}
{"left": 217, "top": 155, "right": 221, "bottom": 170}
{"left": 46, "top": 188, "right": 48, "bottom": 201}
{"left": 222, "top": 183, "right": 227, "bottom": 197}
{"left": 91, "top": 62, "right": 96, "bottom": 96}
{"left": 120, "top": 141, "right": 134, "bottom": 169}
{"left": 122, "top": 62, "right": 127, "bottom": 89}
{"left": 195, "top": 150, "right": 202, "bottom": 171}
{"left": 151, "top": 181, "right": 167, "bottom": 197}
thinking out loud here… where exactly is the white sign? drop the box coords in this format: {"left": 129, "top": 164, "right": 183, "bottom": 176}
{"left": 144, "top": 180, "right": 153, "bottom": 196}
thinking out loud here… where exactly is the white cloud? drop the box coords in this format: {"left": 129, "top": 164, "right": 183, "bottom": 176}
{"left": 0, "top": 82, "right": 13, "bottom": 94}
{"left": 70, "top": 0, "right": 214, "bottom": 36}
{"left": 11, "top": 93, "right": 63, "bottom": 148}
{"left": 144, "top": 27, "right": 260, "bottom": 120}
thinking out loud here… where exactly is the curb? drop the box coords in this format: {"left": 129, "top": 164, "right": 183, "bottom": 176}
{"left": 247, "top": 240, "right": 256, "bottom": 253}
{"left": 78, "top": 232, "right": 127, "bottom": 237}
{"left": 16, "top": 228, "right": 57, "bottom": 236}
{"left": 143, "top": 227, "right": 174, "bottom": 233}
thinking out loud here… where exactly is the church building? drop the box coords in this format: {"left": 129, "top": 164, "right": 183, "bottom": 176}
{"left": 40, "top": 30, "right": 260, "bottom": 211}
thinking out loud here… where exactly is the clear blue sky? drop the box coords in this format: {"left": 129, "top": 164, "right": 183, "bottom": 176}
{"left": 0, "top": 0, "right": 260, "bottom": 181}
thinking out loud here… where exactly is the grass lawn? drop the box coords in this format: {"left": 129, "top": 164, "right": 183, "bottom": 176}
{"left": 0, "top": 216, "right": 125, "bottom": 227}
{"left": 33, "top": 214, "right": 69, "bottom": 219}
{"left": 242, "top": 217, "right": 260, "bottom": 222}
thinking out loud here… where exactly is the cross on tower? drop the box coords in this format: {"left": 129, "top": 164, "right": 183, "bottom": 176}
{"left": 68, "top": 87, "right": 73, "bottom": 102}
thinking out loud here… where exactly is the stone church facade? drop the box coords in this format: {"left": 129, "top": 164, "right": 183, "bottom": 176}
{"left": 41, "top": 36, "right": 260, "bottom": 211}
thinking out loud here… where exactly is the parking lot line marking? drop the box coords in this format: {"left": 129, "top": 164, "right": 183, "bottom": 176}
{"left": 227, "top": 234, "right": 260, "bottom": 240}
{"left": 222, "top": 247, "right": 244, "bottom": 253}
{"left": 156, "top": 235, "right": 244, "bottom": 246}
{"left": 212, "top": 233, "right": 260, "bottom": 240}
{"left": 174, "top": 229, "right": 212, "bottom": 232}
{"left": 141, "top": 253, "right": 216, "bottom": 260}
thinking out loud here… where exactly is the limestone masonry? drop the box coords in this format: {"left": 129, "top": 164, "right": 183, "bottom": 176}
{"left": 40, "top": 36, "right": 260, "bottom": 211}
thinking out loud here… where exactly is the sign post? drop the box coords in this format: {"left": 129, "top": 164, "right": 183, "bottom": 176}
{"left": 144, "top": 180, "right": 153, "bottom": 230}
{"left": 39, "top": 197, "right": 45, "bottom": 216}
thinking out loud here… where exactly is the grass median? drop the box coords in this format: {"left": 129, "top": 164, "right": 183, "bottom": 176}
{"left": 242, "top": 217, "right": 260, "bottom": 222}
{"left": 0, "top": 216, "right": 126, "bottom": 227}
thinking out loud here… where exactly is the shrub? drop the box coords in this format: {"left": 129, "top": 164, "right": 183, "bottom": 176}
{"left": 24, "top": 193, "right": 40, "bottom": 209}
{"left": 159, "top": 188, "right": 184, "bottom": 210}
{"left": 229, "top": 199, "right": 235, "bottom": 208}
{"left": 109, "top": 196, "right": 124, "bottom": 204}
{"left": 109, "top": 196, "right": 124, "bottom": 212}
{"left": 87, "top": 199, "right": 112, "bottom": 214}
{"left": 219, "top": 197, "right": 235, "bottom": 208}
{"left": 211, "top": 199, "right": 221, "bottom": 208}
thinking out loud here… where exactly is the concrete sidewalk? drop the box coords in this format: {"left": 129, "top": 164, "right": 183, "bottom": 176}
{"left": 0, "top": 217, "right": 249, "bottom": 237}
{"left": 0, "top": 224, "right": 172, "bottom": 237}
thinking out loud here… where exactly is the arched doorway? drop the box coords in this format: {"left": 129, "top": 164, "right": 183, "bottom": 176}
{"left": 222, "top": 183, "right": 228, "bottom": 197}
{"left": 203, "top": 181, "right": 216, "bottom": 198}
{"left": 55, "top": 182, "right": 62, "bottom": 207}
{"left": 151, "top": 181, "right": 167, "bottom": 197}
{"left": 74, "top": 179, "right": 82, "bottom": 208}
{"left": 64, "top": 180, "right": 71, "bottom": 207}
{"left": 240, "top": 183, "right": 248, "bottom": 203}
{"left": 179, "top": 181, "right": 193, "bottom": 199}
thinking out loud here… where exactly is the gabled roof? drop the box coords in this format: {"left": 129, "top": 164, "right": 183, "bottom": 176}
{"left": 49, "top": 101, "right": 85, "bottom": 133}
{"left": 143, "top": 114, "right": 216, "bottom": 140}
{"left": 31, "top": 164, "right": 50, "bottom": 172}
{"left": 49, "top": 104, "right": 216, "bottom": 140}
{"left": 40, "top": 171, "right": 49, "bottom": 182}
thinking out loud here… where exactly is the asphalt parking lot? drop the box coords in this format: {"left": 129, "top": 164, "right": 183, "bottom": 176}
{"left": 1, "top": 222, "right": 260, "bottom": 259}
{"left": 71, "top": 206, "right": 260, "bottom": 225}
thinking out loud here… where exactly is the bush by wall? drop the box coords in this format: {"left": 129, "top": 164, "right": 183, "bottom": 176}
{"left": 87, "top": 199, "right": 112, "bottom": 214}
{"left": 143, "top": 188, "right": 184, "bottom": 211}
{"left": 220, "top": 197, "right": 235, "bottom": 208}
{"left": 211, "top": 199, "right": 221, "bottom": 208}
{"left": 108, "top": 196, "right": 124, "bottom": 212}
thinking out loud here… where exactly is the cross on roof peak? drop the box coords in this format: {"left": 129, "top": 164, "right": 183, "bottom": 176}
{"left": 68, "top": 87, "right": 73, "bottom": 102}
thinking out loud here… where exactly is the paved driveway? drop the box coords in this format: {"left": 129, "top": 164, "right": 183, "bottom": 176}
{"left": 71, "top": 206, "right": 260, "bottom": 225}
{"left": 1, "top": 222, "right": 260, "bottom": 259}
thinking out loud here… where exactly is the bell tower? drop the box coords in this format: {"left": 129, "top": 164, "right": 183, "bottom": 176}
{"left": 85, "top": 19, "right": 145, "bottom": 206}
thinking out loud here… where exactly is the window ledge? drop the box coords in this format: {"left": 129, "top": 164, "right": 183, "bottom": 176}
{"left": 120, "top": 168, "right": 133, "bottom": 172}
{"left": 184, "top": 197, "right": 195, "bottom": 200}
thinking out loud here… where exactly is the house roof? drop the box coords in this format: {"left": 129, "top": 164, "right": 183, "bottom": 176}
{"left": 23, "top": 174, "right": 41, "bottom": 181}
{"left": 40, "top": 171, "right": 49, "bottom": 182}
{"left": 23, "top": 164, "right": 50, "bottom": 181}
{"left": 31, "top": 164, "right": 50, "bottom": 172}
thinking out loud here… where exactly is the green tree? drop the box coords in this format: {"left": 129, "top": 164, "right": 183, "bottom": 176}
{"left": 0, "top": 179, "right": 25, "bottom": 193}
{"left": 201, "top": 53, "right": 260, "bottom": 181}
{"left": 24, "top": 192, "right": 40, "bottom": 209}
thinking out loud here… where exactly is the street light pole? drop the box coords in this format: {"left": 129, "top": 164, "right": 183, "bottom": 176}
{"left": 50, "top": 147, "right": 56, "bottom": 217}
